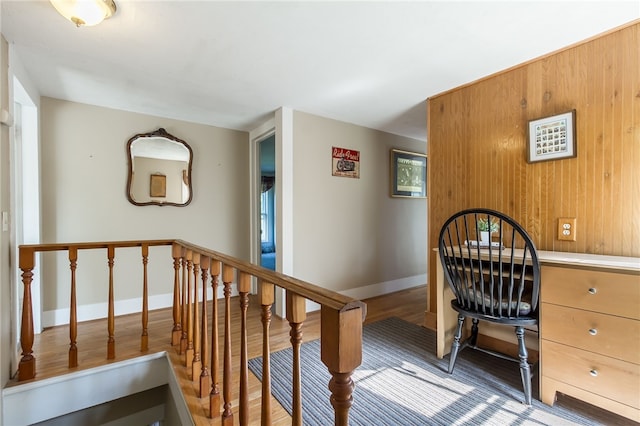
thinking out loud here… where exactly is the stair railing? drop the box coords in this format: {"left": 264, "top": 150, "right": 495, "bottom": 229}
{"left": 18, "top": 239, "right": 366, "bottom": 426}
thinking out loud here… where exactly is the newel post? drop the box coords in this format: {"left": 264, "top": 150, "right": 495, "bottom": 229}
{"left": 320, "top": 305, "right": 364, "bottom": 426}
{"left": 18, "top": 246, "right": 36, "bottom": 381}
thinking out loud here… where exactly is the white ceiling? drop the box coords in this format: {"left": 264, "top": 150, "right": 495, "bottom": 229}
{"left": 2, "top": 1, "right": 638, "bottom": 141}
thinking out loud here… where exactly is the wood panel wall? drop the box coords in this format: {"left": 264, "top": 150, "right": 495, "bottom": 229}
{"left": 426, "top": 21, "right": 639, "bottom": 315}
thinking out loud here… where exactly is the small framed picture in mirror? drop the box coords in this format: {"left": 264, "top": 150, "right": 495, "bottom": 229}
{"left": 150, "top": 174, "right": 166, "bottom": 198}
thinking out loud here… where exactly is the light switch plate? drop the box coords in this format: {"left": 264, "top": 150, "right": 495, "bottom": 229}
{"left": 557, "top": 217, "right": 576, "bottom": 241}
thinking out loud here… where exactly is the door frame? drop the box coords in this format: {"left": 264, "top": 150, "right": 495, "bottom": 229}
{"left": 249, "top": 120, "right": 275, "bottom": 274}
{"left": 249, "top": 107, "right": 294, "bottom": 319}
{"left": 9, "top": 74, "right": 43, "bottom": 378}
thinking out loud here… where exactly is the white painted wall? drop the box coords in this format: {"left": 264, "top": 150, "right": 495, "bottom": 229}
{"left": 22, "top": 97, "right": 427, "bottom": 329}
{"left": 39, "top": 98, "right": 250, "bottom": 322}
{"left": 0, "top": 34, "right": 10, "bottom": 425}
{"left": 1, "top": 90, "right": 427, "bottom": 422}
{"left": 291, "top": 111, "right": 427, "bottom": 295}
{"left": 1, "top": 38, "right": 48, "bottom": 424}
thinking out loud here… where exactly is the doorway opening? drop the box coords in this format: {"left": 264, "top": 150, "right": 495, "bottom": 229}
{"left": 259, "top": 135, "right": 276, "bottom": 270}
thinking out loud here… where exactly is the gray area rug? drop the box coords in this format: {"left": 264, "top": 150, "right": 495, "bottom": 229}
{"left": 248, "top": 317, "right": 626, "bottom": 425}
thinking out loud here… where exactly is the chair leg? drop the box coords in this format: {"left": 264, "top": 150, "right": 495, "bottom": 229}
{"left": 515, "top": 326, "right": 532, "bottom": 406}
{"left": 448, "top": 315, "right": 465, "bottom": 374}
{"left": 469, "top": 318, "right": 479, "bottom": 347}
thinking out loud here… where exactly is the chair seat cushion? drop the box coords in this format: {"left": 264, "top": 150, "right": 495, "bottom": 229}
{"left": 467, "top": 284, "right": 531, "bottom": 316}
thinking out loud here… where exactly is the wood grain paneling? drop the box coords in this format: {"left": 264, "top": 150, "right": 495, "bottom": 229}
{"left": 427, "top": 21, "right": 640, "bottom": 312}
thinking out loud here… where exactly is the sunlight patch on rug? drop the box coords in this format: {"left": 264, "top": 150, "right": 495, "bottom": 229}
{"left": 354, "top": 360, "right": 474, "bottom": 415}
{"left": 248, "top": 317, "right": 615, "bottom": 425}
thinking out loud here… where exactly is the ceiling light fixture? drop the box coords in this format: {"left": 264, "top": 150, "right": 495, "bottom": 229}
{"left": 50, "top": 0, "right": 117, "bottom": 27}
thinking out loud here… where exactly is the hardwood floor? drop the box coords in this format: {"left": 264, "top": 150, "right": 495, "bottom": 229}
{"left": 9, "top": 286, "right": 427, "bottom": 425}
{"left": 7, "top": 285, "right": 635, "bottom": 425}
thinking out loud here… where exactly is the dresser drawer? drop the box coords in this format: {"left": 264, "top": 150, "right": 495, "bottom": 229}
{"left": 541, "top": 303, "right": 640, "bottom": 364}
{"left": 542, "top": 266, "right": 640, "bottom": 319}
{"left": 542, "top": 340, "right": 640, "bottom": 409}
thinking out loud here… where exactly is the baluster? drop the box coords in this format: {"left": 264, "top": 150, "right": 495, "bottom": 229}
{"left": 18, "top": 246, "right": 36, "bottom": 381}
{"left": 141, "top": 244, "right": 149, "bottom": 352}
{"left": 287, "top": 292, "right": 307, "bottom": 426}
{"left": 192, "top": 252, "right": 201, "bottom": 380}
{"left": 238, "top": 272, "right": 251, "bottom": 425}
{"left": 260, "top": 280, "right": 275, "bottom": 425}
{"left": 171, "top": 244, "right": 183, "bottom": 346}
{"left": 69, "top": 247, "right": 78, "bottom": 368}
{"left": 221, "top": 264, "right": 234, "bottom": 425}
{"left": 209, "top": 259, "right": 222, "bottom": 418}
{"left": 321, "top": 306, "right": 364, "bottom": 426}
{"left": 185, "top": 250, "right": 194, "bottom": 367}
{"left": 107, "top": 245, "right": 116, "bottom": 359}
{"left": 199, "top": 256, "right": 211, "bottom": 398}
{"left": 180, "top": 247, "right": 188, "bottom": 354}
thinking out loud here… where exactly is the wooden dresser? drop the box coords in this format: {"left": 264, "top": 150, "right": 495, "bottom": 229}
{"left": 434, "top": 250, "right": 640, "bottom": 422}
{"left": 540, "top": 263, "right": 640, "bottom": 422}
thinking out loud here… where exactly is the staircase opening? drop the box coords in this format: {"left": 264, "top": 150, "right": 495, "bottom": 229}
{"left": 2, "top": 352, "right": 192, "bottom": 426}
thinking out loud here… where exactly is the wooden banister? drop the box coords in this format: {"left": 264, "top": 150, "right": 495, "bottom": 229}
{"left": 260, "top": 280, "right": 275, "bottom": 425}
{"left": 209, "top": 259, "right": 221, "bottom": 419}
{"left": 180, "top": 247, "right": 188, "bottom": 354}
{"left": 185, "top": 249, "right": 194, "bottom": 367}
{"left": 171, "top": 243, "right": 182, "bottom": 345}
{"left": 321, "top": 305, "right": 364, "bottom": 426}
{"left": 221, "top": 263, "right": 234, "bottom": 425}
{"left": 238, "top": 271, "right": 251, "bottom": 425}
{"left": 199, "top": 255, "right": 211, "bottom": 399}
{"left": 107, "top": 245, "right": 115, "bottom": 359}
{"left": 18, "top": 246, "right": 35, "bottom": 381}
{"left": 17, "top": 239, "right": 366, "bottom": 425}
{"left": 68, "top": 247, "right": 78, "bottom": 368}
{"left": 192, "top": 252, "right": 201, "bottom": 380}
{"left": 173, "top": 239, "right": 367, "bottom": 317}
{"left": 141, "top": 244, "right": 149, "bottom": 352}
{"left": 288, "top": 292, "right": 307, "bottom": 426}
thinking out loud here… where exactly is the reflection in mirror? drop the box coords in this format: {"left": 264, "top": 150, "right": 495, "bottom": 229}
{"left": 126, "top": 128, "right": 193, "bottom": 206}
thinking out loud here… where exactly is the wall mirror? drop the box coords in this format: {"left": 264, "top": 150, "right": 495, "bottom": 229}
{"left": 126, "top": 128, "right": 193, "bottom": 206}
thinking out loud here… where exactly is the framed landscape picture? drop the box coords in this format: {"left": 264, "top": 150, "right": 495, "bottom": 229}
{"left": 390, "top": 149, "right": 427, "bottom": 198}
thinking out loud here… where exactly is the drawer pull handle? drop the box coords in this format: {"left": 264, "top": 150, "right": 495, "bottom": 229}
{"left": 588, "top": 328, "right": 598, "bottom": 336}
{"left": 588, "top": 287, "right": 597, "bottom": 295}
{"left": 590, "top": 370, "right": 598, "bottom": 377}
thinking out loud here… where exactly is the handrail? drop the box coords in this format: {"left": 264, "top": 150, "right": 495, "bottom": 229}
{"left": 19, "top": 238, "right": 367, "bottom": 314}
{"left": 18, "top": 239, "right": 366, "bottom": 425}
{"left": 18, "top": 239, "right": 175, "bottom": 252}
{"left": 175, "top": 239, "right": 367, "bottom": 315}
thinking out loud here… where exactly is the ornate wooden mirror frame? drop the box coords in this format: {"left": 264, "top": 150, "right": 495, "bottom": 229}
{"left": 126, "top": 128, "right": 193, "bottom": 206}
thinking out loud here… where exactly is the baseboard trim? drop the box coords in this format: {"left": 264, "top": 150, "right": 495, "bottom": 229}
{"left": 42, "top": 285, "right": 238, "bottom": 328}
{"left": 340, "top": 274, "right": 427, "bottom": 301}
{"left": 298, "top": 274, "right": 427, "bottom": 315}
{"left": 42, "top": 274, "right": 425, "bottom": 327}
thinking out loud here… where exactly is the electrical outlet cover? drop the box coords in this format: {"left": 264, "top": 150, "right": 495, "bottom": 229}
{"left": 557, "top": 217, "right": 577, "bottom": 241}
